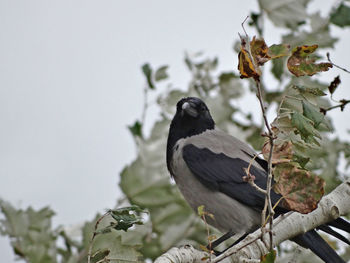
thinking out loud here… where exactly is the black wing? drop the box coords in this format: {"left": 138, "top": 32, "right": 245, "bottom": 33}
{"left": 182, "top": 144, "right": 287, "bottom": 214}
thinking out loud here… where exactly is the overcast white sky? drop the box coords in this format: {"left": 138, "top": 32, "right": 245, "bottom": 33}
{"left": 0, "top": 1, "right": 349, "bottom": 262}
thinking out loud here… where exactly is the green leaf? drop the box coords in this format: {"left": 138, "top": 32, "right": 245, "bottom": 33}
{"left": 92, "top": 233, "right": 142, "bottom": 263}
{"left": 248, "top": 12, "right": 263, "bottom": 35}
{"left": 268, "top": 44, "right": 290, "bottom": 58}
{"left": 271, "top": 57, "right": 285, "bottom": 81}
{"left": 0, "top": 200, "right": 58, "bottom": 263}
{"left": 155, "top": 65, "right": 169, "bottom": 81}
{"left": 293, "top": 85, "right": 326, "bottom": 96}
{"left": 330, "top": 2, "right": 350, "bottom": 27}
{"left": 302, "top": 100, "right": 325, "bottom": 128}
{"left": 218, "top": 72, "right": 243, "bottom": 98}
{"left": 282, "top": 13, "right": 338, "bottom": 49}
{"left": 259, "top": 0, "right": 309, "bottom": 29}
{"left": 128, "top": 120, "right": 143, "bottom": 138}
{"left": 108, "top": 206, "right": 144, "bottom": 232}
{"left": 291, "top": 111, "right": 321, "bottom": 141}
{"left": 141, "top": 63, "right": 155, "bottom": 90}
{"left": 197, "top": 205, "right": 205, "bottom": 216}
{"left": 261, "top": 250, "right": 276, "bottom": 263}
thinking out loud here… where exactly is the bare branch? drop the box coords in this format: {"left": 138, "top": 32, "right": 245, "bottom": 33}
{"left": 320, "top": 99, "right": 350, "bottom": 114}
{"left": 327, "top": 52, "right": 350, "bottom": 74}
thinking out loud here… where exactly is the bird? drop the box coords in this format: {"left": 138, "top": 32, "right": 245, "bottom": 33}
{"left": 166, "top": 96, "right": 350, "bottom": 263}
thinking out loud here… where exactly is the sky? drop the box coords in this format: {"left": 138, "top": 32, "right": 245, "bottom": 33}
{"left": 0, "top": 1, "right": 349, "bottom": 262}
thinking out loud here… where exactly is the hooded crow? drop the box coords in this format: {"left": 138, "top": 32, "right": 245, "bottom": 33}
{"left": 166, "top": 96, "right": 350, "bottom": 263}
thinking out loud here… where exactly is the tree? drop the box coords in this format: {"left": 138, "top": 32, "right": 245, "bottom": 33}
{"left": 1, "top": 0, "right": 350, "bottom": 262}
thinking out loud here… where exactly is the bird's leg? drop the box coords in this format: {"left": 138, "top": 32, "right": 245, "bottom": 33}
{"left": 212, "top": 233, "right": 249, "bottom": 256}
{"left": 207, "top": 230, "right": 235, "bottom": 251}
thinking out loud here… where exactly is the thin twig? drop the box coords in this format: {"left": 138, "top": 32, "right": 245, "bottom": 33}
{"left": 327, "top": 52, "right": 350, "bottom": 74}
{"left": 320, "top": 99, "right": 350, "bottom": 115}
{"left": 243, "top": 154, "right": 267, "bottom": 195}
{"left": 255, "top": 80, "right": 275, "bottom": 250}
{"left": 141, "top": 86, "right": 149, "bottom": 126}
{"left": 87, "top": 211, "right": 111, "bottom": 263}
{"left": 241, "top": 16, "right": 250, "bottom": 38}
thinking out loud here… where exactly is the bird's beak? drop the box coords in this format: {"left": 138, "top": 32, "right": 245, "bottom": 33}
{"left": 182, "top": 102, "right": 198, "bottom": 117}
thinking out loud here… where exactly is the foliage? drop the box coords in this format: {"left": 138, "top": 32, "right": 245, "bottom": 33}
{"left": 1, "top": 0, "right": 350, "bottom": 262}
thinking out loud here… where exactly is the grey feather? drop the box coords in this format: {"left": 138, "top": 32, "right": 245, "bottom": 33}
{"left": 170, "top": 129, "right": 261, "bottom": 233}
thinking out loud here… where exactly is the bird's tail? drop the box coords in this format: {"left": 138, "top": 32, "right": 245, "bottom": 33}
{"left": 329, "top": 217, "right": 350, "bottom": 233}
{"left": 292, "top": 229, "right": 346, "bottom": 263}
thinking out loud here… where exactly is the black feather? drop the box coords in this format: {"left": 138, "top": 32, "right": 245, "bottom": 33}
{"left": 292, "top": 230, "right": 346, "bottom": 263}
{"left": 182, "top": 144, "right": 287, "bottom": 214}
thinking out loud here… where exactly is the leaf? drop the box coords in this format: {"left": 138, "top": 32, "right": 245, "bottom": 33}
{"left": 141, "top": 63, "right": 155, "bottom": 90}
{"left": 293, "top": 85, "right": 326, "bottom": 96}
{"left": 218, "top": 72, "right": 243, "bottom": 98}
{"left": 261, "top": 250, "right": 276, "bottom": 263}
{"left": 155, "top": 65, "right": 169, "bottom": 82}
{"left": 237, "top": 37, "right": 261, "bottom": 81}
{"left": 108, "top": 206, "right": 144, "bottom": 232}
{"left": 128, "top": 120, "right": 143, "bottom": 138}
{"left": 328, "top": 75, "right": 341, "bottom": 95}
{"left": 268, "top": 44, "right": 290, "bottom": 58}
{"left": 273, "top": 163, "right": 325, "bottom": 213}
{"left": 282, "top": 13, "right": 338, "bottom": 49}
{"left": 287, "top": 45, "right": 333, "bottom": 77}
{"left": 330, "top": 2, "right": 350, "bottom": 27}
{"left": 0, "top": 200, "right": 58, "bottom": 263}
{"left": 302, "top": 100, "right": 325, "bottom": 128}
{"left": 271, "top": 57, "right": 285, "bottom": 81}
{"left": 248, "top": 12, "right": 263, "bottom": 35}
{"left": 259, "top": 0, "right": 309, "bottom": 29}
{"left": 92, "top": 233, "right": 142, "bottom": 263}
{"left": 250, "top": 36, "right": 271, "bottom": 66}
{"left": 291, "top": 111, "right": 321, "bottom": 141}
{"left": 262, "top": 140, "right": 293, "bottom": 164}
{"left": 197, "top": 205, "right": 205, "bottom": 217}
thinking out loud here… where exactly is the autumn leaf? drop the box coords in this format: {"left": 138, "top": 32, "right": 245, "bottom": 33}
{"left": 328, "top": 75, "right": 341, "bottom": 95}
{"left": 262, "top": 140, "right": 293, "bottom": 164}
{"left": 273, "top": 163, "right": 325, "bottom": 213}
{"left": 250, "top": 36, "right": 271, "bottom": 66}
{"left": 237, "top": 36, "right": 261, "bottom": 81}
{"left": 287, "top": 45, "right": 333, "bottom": 76}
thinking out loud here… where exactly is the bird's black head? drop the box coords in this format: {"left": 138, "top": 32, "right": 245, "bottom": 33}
{"left": 166, "top": 97, "right": 215, "bottom": 172}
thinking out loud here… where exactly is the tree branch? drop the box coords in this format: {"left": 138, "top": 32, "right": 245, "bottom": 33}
{"left": 155, "top": 179, "right": 350, "bottom": 263}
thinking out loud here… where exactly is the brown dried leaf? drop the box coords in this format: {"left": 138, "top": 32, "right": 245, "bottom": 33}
{"left": 328, "top": 75, "right": 341, "bottom": 95}
{"left": 250, "top": 36, "right": 271, "bottom": 66}
{"left": 273, "top": 163, "right": 325, "bottom": 214}
{"left": 237, "top": 37, "right": 261, "bottom": 81}
{"left": 287, "top": 45, "right": 333, "bottom": 77}
{"left": 262, "top": 140, "right": 293, "bottom": 164}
